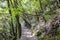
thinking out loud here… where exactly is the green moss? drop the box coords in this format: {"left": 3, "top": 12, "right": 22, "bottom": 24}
{"left": 56, "top": 27, "right": 60, "bottom": 39}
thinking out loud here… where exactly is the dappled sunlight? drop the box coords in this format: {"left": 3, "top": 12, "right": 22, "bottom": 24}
{"left": 0, "top": 0, "right": 60, "bottom": 40}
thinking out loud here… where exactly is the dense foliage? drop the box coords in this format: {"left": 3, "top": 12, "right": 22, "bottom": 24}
{"left": 0, "top": 0, "right": 60, "bottom": 40}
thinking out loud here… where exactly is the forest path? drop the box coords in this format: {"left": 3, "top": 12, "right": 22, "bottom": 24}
{"left": 20, "top": 21, "right": 37, "bottom": 40}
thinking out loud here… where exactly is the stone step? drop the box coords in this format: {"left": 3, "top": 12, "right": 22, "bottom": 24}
{"left": 21, "top": 21, "right": 37, "bottom": 40}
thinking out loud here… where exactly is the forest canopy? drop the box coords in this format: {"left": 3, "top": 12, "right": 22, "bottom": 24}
{"left": 0, "top": 0, "right": 60, "bottom": 40}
